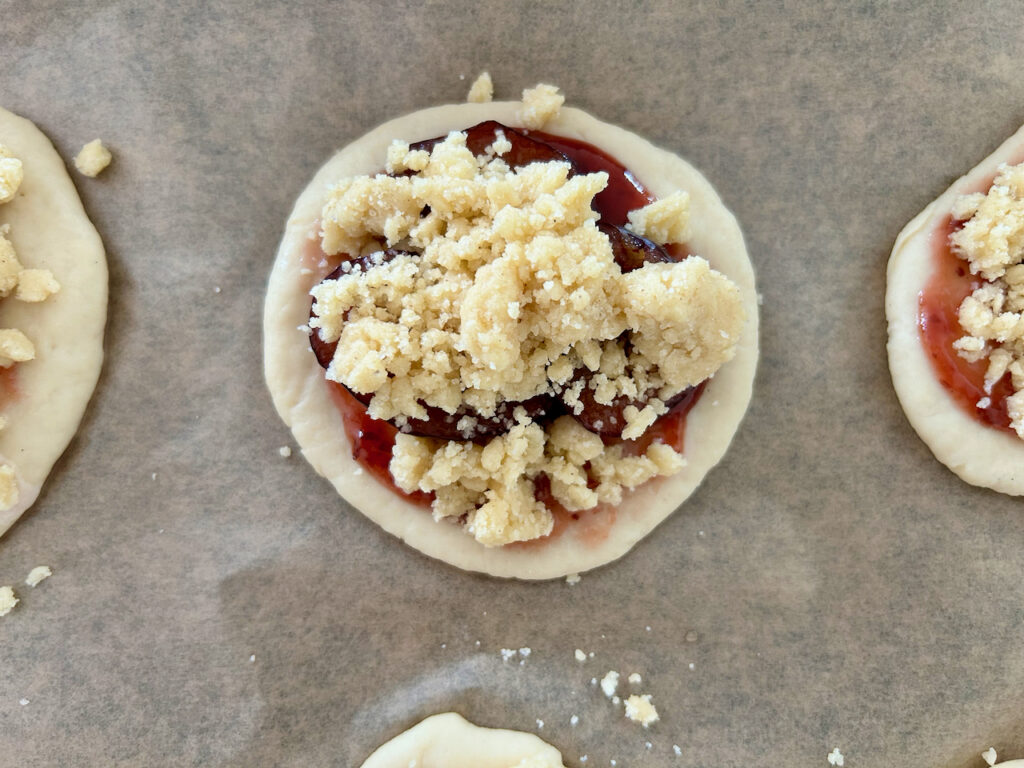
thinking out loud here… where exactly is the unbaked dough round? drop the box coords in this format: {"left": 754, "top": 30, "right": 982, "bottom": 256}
{"left": 264, "top": 101, "right": 758, "bottom": 579}
{"left": 359, "top": 713, "right": 566, "bottom": 768}
{"left": 886, "top": 122, "right": 1024, "bottom": 494}
{"left": 0, "top": 107, "right": 107, "bottom": 536}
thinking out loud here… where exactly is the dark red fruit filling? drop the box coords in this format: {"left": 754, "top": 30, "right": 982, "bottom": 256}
{"left": 410, "top": 120, "right": 572, "bottom": 170}
{"left": 918, "top": 214, "right": 1015, "bottom": 433}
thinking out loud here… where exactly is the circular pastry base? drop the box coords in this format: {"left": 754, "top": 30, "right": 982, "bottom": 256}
{"left": 264, "top": 101, "right": 758, "bottom": 579}
{"left": 0, "top": 107, "right": 107, "bottom": 536}
{"left": 359, "top": 712, "right": 565, "bottom": 768}
{"left": 885, "top": 122, "right": 1024, "bottom": 495}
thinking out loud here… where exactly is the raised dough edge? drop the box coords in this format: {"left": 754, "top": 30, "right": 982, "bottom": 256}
{"left": 0, "top": 106, "right": 108, "bottom": 536}
{"left": 263, "top": 101, "right": 759, "bottom": 579}
{"left": 359, "top": 712, "right": 565, "bottom": 768}
{"left": 886, "top": 122, "right": 1024, "bottom": 494}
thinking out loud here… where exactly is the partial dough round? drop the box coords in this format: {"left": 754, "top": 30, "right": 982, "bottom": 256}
{"left": 264, "top": 101, "right": 758, "bottom": 579}
{"left": 0, "top": 107, "right": 107, "bottom": 535}
{"left": 886, "top": 123, "right": 1024, "bottom": 494}
{"left": 359, "top": 713, "right": 565, "bottom": 768}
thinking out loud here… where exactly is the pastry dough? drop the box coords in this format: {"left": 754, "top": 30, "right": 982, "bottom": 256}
{"left": 264, "top": 101, "right": 758, "bottom": 578}
{"left": 886, "top": 123, "right": 1024, "bottom": 493}
{"left": 359, "top": 713, "right": 566, "bottom": 768}
{"left": 0, "top": 107, "right": 107, "bottom": 536}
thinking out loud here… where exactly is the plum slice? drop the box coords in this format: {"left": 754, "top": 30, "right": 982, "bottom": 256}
{"left": 570, "top": 373, "right": 700, "bottom": 438}
{"left": 308, "top": 249, "right": 410, "bottom": 393}
{"left": 560, "top": 224, "right": 683, "bottom": 438}
{"left": 408, "top": 121, "right": 575, "bottom": 171}
{"left": 598, "top": 221, "right": 675, "bottom": 273}
{"left": 398, "top": 394, "right": 559, "bottom": 444}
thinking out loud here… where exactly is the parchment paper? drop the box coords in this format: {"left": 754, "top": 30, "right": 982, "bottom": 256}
{"left": 1, "top": 1, "right": 1023, "bottom": 766}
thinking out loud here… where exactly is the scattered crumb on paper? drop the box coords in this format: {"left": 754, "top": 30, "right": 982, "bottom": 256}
{"left": 74, "top": 139, "right": 112, "bottom": 177}
{"left": 25, "top": 566, "right": 51, "bottom": 587}
{"left": 0, "top": 586, "right": 18, "bottom": 616}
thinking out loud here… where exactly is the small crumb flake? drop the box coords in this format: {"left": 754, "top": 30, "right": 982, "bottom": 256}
{"left": 25, "top": 566, "right": 51, "bottom": 587}
{"left": 570, "top": 714, "right": 579, "bottom": 726}
{"left": 0, "top": 329, "right": 35, "bottom": 367}
{"left": 278, "top": 445, "right": 292, "bottom": 458}
{"left": 600, "top": 670, "right": 619, "bottom": 698}
{"left": 827, "top": 747, "right": 844, "bottom": 767}
{"left": 618, "top": 696, "right": 659, "bottom": 729}
{"left": 500, "top": 648, "right": 517, "bottom": 662}
{"left": 18, "top": 698, "right": 29, "bottom": 706}
{"left": 467, "top": 71, "right": 494, "bottom": 103}
{"left": 579, "top": 756, "right": 588, "bottom": 764}
{"left": 982, "top": 747, "right": 997, "bottom": 767}
{"left": 519, "top": 83, "right": 564, "bottom": 130}
{"left": 673, "top": 744, "right": 682, "bottom": 756}
{"left": 249, "top": 654, "right": 256, "bottom": 662}
{"left": 565, "top": 573, "right": 581, "bottom": 585}
{"left": 0, "top": 145, "right": 23, "bottom": 204}
{"left": 535, "top": 718, "right": 544, "bottom": 729}
{"left": 15, "top": 269, "right": 60, "bottom": 303}
{"left": 627, "top": 672, "right": 642, "bottom": 685}
{"left": 518, "top": 646, "right": 531, "bottom": 658}
{"left": 626, "top": 191, "right": 690, "bottom": 246}
{"left": 74, "top": 139, "right": 112, "bottom": 177}
{"left": 0, "top": 585, "right": 18, "bottom": 616}
{"left": 574, "top": 648, "right": 587, "bottom": 662}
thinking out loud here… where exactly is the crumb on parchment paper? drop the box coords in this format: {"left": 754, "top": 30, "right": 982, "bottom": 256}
{"left": 600, "top": 670, "right": 619, "bottom": 698}
{"left": 0, "top": 585, "right": 18, "bottom": 616}
{"left": 467, "top": 71, "right": 493, "bottom": 103}
{"left": 623, "top": 694, "right": 659, "bottom": 727}
{"left": 25, "top": 566, "right": 51, "bottom": 587}
{"left": 74, "top": 139, "right": 112, "bottom": 177}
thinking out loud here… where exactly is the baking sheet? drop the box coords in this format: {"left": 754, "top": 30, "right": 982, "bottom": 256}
{"left": 2, "top": 1, "right": 1023, "bottom": 765}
